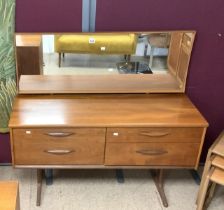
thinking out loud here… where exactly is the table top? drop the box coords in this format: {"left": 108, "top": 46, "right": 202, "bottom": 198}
{"left": 9, "top": 94, "right": 208, "bottom": 128}
{"left": 0, "top": 181, "right": 19, "bottom": 210}
{"left": 212, "top": 130, "right": 224, "bottom": 156}
{"left": 16, "top": 35, "right": 42, "bottom": 47}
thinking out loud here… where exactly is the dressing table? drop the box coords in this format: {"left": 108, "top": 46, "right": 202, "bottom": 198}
{"left": 9, "top": 31, "right": 208, "bottom": 207}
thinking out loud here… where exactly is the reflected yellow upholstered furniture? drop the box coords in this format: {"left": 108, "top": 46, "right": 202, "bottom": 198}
{"left": 54, "top": 33, "right": 137, "bottom": 67}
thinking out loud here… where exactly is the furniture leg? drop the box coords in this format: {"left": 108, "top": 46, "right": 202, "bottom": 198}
{"left": 59, "top": 53, "right": 61, "bottom": 67}
{"left": 149, "top": 46, "right": 154, "bottom": 68}
{"left": 204, "top": 182, "right": 216, "bottom": 209}
{"left": 190, "top": 170, "right": 201, "bottom": 185}
{"left": 197, "top": 170, "right": 212, "bottom": 210}
{"left": 151, "top": 169, "right": 168, "bottom": 207}
{"left": 36, "top": 169, "right": 43, "bottom": 206}
{"left": 115, "top": 169, "right": 125, "bottom": 183}
{"left": 144, "top": 43, "right": 148, "bottom": 57}
{"left": 196, "top": 152, "right": 212, "bottom": 204}
{"left": 124, "top": 54, "right": 131, "bottom": 62}
{"left": 62, "top": 53, "right": 65, "bottom": 58}
{"left": 45, "top": 169, "right": 53, "bottom": 185}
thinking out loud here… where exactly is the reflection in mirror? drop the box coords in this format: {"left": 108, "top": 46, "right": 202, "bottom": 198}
{"left": 41, "top": 33, "right": 171, "bottom": 75}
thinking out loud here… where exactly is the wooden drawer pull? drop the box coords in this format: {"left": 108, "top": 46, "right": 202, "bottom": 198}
{"left": 45, "top": 132, "right": 74, "bottom": 137}
{"left": 44, "top": 149, "right": 75, "bottom": 155}
{"left": 139, "top": 131, "right": 169, "bottom": 137}
{"left": 136, "top": 149, "right": 168, "bottom": 156}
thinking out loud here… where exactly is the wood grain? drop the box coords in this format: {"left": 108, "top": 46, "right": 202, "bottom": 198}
{"left": 210, "top": 167, "right": 224, "bottom": 185}
{"left": 212, "top": 131, "right": 224, "bottom": 157}
{"left": 0, "top": 181, "right": 20, "bottom": 210}
{"left": 212, "top": 156, "right": 224, "bottom": 170}
{"left": 106, "top": 127, "right": 204, "bottom": 143}
{"left": 9, "top": 94, "right": 208, "bottom": 128}
{"left": 12, "top": 128, "right": 106, "bottom": 165}
{"left": 16, "top": 35, "right": 43, "bottom": 80}
{"left": 18, "top": 74, "right": 182, "bottom": 94}
{"left": 105, "top": 142, "right": 200, "bottom": 166}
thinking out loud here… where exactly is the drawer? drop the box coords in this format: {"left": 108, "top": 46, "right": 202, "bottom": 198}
{"left": 182, "top": 34, "right": 192, "bottom": 48}
{"left": 105, "top": 142, "right": 200, "bottom": 166}
{"left": 12, "top": 128, "right": 106, "bottom": 165}
{"left": 107, "top": 127, "right": 203, "bottom": 143}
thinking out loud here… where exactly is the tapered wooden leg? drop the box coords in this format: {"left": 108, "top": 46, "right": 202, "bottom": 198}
{"left": 152, "top": 169, "right": 168, "bottom": 207}
{"left": 62, "top": 53, "right": 65, "bottom": 58}
{"left": 196, "top": 152, "right": 213, "bottom": 204}
{"left": 204, "top": 182, "right": 216, "bottom": 209}
{"left": 36, "top": 169, "right": 43, "bottom": 206}
{"left": 197, "top": 171, "right": 212, "bottom": 210}
{"left": 59, "top": 53, "right": 61, "bottom": 67}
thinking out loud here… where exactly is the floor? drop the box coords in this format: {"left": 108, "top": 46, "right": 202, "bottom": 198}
{"left": 0, "top": 167, "right": 224, "bottom": 210}
{"left": 43, "top": 53, "right": 167, "bottom": 76}
{"left": 42, "top": 35, "right": 168, "bottom": 76}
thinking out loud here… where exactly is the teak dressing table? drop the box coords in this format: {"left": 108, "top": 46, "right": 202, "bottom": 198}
{"left": 10, "top": 31, "right": 208, "bottom": 207}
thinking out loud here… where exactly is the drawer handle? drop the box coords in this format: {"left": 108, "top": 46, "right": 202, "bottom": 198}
{"left": 136, "top": 149, "right": 168, "bottom": 156}
{"left": 45, "top": 132, "right": 74, "bottom": 137}
{"left": 139, "top": 131, "right": 169, "bottom": 137}
{"left": 44, "top": 149, "right": 74, "bottom": 155}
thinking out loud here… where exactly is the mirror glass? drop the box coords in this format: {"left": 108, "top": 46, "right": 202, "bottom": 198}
{"left": 43, "top": 33, "right": 170, "bottom": 75}
{"left": 15, "top": 31, "right": 196, "bottom": 93}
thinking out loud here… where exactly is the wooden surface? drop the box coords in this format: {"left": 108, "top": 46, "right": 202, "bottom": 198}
{"left": 0, "top": 181, "right": 20, "bottom": 210}
{"left": 16, "top": 35, "right": 43, "bottom": 81}
{"left": 107, "top": 127, "right": 204, "bottom": 143}
{"left": 12, "top": 128, "right": 106, "bottom": 165}
{"left": 16, "top": 35, "right": 42, "bottom": 46}
{"left": 212, "top": 156, "right": 224, "bottom": 170}
{"left": 105, "top": 142, "right": 200, "bottom": 166}
{"left": 18, "top": 74, "right": 183, "bottom": 94}
{"left": 210, "top": 167, "right": 224, "bottom": 185}
{"left": 167, "top": 32, "right": 183, "bottom": 75}
{"left": 212, "top": 131, "right": 224, "bottom": 157}
{"left": 9, "top": 94, "right": 208, "bottom": 128}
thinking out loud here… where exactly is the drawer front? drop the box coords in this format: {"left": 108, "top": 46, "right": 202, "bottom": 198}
{"left": 105, "top": 142, "right": 200, "bottom": 166}
{"left": 107, "top": 127, "right": 203, "bottom": 143}
{"left": 12, "top": 128, "right": 106, "bottom": 165}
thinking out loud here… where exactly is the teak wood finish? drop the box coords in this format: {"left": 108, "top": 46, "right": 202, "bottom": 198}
{"left": 0, "top": 181, "right": 20, "bottom": 210}
{"left": 9, "top": 93, "right": 208, "bottom": 207}
{"left": 15, "top": 35, "right": 43, "bottom": 83}
{"left": 15, "top": 31, "right": 195, "bottom": 93}
{"left": 10, "top": 30, "right": 208, "bottom": 208}
{"left": 196, "top": 131, "right": 224, "bottom": 210}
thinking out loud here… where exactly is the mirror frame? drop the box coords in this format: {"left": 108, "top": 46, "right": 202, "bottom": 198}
{"left": 14, "top": 31, "right": 196, "bottom": 94}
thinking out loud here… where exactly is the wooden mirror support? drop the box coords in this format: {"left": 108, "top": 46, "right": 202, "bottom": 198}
{"left": 15, "top": 31, "right": 195, "bottom": 94}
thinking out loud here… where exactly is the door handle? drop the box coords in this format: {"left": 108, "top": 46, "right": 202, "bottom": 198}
{"left": 45, "top": 132, "right": 74, "bottom": 137}
{"left": 44, "top": 149, "right": 75, "bottom": 155}
{"left": 139, "top": 131, "right": 169, "bottom": 137}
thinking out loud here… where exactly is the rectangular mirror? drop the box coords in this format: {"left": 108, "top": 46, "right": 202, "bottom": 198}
{"left": 15, "top": 31, "right": 196, "bottom": 93}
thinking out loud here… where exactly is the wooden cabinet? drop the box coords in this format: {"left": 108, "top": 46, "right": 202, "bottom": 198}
{"left": 9, "top": 30, "right": 207, "bottom": 208}
{"left": 9, "top": 87, "right": 208, "bottom": 207}
{"left": 16, "top": 35, "right": 43, "bottom": 81}
{"left": 9, "top": 94, "right": 208, "bottom": 170}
